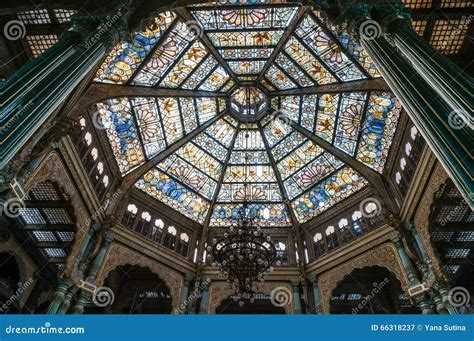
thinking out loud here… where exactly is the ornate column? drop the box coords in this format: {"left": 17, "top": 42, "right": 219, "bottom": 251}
{"left": 71, "top": 234, "right": 114, "bottom": 314}
{"left": 46, "top": 280, "right": 71, "bottom": 314}
{"left": 390, "top": 236, "right": 433, "bottom": 314}
{"left": 178, "top": 274, "right": 194, "bottom": 314}
{"left": 291, "top": 280, "right": 302, "bottom": 314}
{"left": 56, "top": 291, "right": 75, "bottom": 314}
{"left": 340, "top": 3, "right": 473, "bottom": 208}
{"left": 199, "top": 278, "right": 210, "bottom": 314}
{"left": 388, "top": 16, "right": 472, "bottom": 124}
{"left": 0, "top": 0, "right": 132, "bottom": 174}
{"left": 439, "top": 288, "right": 459, "bottom": 315}
{"left": 307, "top": 275, "right": 322, "bottom": 314}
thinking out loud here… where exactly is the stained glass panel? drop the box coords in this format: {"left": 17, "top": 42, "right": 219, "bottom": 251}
{"left": 334, "top": 92, "right": 367, "bottom": 156}
{"left": 96, "top": 98, "right": 145, "bottom": 174}
{"left": 182, "top": 56, "right": 218, "bottom": 90}
{"left": 291, "top": 167, "right": 368, "bottom": 223}
{"left": 211, "top": 203, "right": 290, "bottom": 227}
{"left": 157, "top": 97, "right": 184, "bottom": 144}
{"left": 356, "top": 92, "right": 401, "bottom": 172}
{"left": 265, "top": 65, "right": 297, "bottom": 90}
{"left": 315, "top": 93, "right": 339, "bottom": 143}
{"left": 274, "top": 53, "right": 314, "bottom": 87}
{"left": 95, "top": 12, "right": 175, "bottom": 84}
{"left": 136, "top": 168, "right": 210, "bottom": 223}
{"left": 207, "top": 30, "right": 284, "bottom": 48}
{"left": 199, "top": 66, "right": 230, "bottom": 91}
{"left": 219, "top": 48, "right": 273, "bottom": 59}
{"left": 295, "top": 15, "right": 365, "bottom": 81}
{"left": 133, "top": 21, "right": 197, "bottom": 86}
{"left": 277, "top": 140, "right": 324, "bottom": 180}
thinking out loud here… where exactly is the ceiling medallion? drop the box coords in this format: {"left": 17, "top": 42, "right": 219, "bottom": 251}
{"left": 230, "top": 86, "right": 268, "bottom": 120}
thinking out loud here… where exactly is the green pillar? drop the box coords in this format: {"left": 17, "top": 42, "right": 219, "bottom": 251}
{"left": 87, "top": 235, "right": 114, "bottom": 283}
{"left": 178, "top": 274, "right": 193, "bottom": 314}
{"left": 0, "top": 1, "right": 131, "bottom": 172}
{"left": 291, "top": 280, "right": 302, "bottom": 314}
{"left": 307, "top": 275, "right": 322, "bottom": 314}
{"left": 343, "top": 4, "right": 473, "bottom": 208}
{"left": 46, "top": 281, "right": 70, "bottom": 314}
{"left": 70, "top": 292, "right": 88, "bottom": 315}
{"left": 199, "top": 279, "right": 210, "bottom": 314}
{"left": 78, "top": 221, "right": 102, "bottom": 265}
{"left": 56, "top": 291, "right": 74, "bottom": 314}
{"left": 390, "top": 19, "right": 472, "bottom": 125}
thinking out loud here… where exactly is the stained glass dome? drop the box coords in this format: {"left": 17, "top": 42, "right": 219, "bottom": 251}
{"left": 93, "top": 2, "right": 401, "bottom": 227}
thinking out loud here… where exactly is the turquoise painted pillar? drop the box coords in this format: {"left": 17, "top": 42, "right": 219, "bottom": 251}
{"left": 0, "top": 1, "right": 131, "bottom": 171}
{"left": 178, "top": 274, "right": 193, "bottom": 314}
{"left": 307, "top": 275, "right": 322, "bottom": 314}
{"left": 56, "top": 291, "right": 74, "bottom": 314}
{"left": 87, "top": 235, "right": 114, "bottom": 283}
{"left": 291, "top": 280, "right": 302, "bottom": 314}
{"left": 46, "top": 281, "right": 70, "bottom": 314}
{"left": 78, "top": 221, "right": 102, "bottom": 265}
{"left": 342, "top": 4, "right": 473, "bottom": 208}
{"left": 390, "top": 19, "right": 472, "bottom": 124}
{"left": 199, "top": 279, "right": 210, "bottom": 314}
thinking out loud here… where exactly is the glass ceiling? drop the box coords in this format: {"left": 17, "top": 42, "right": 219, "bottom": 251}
{"left": 93, "top": 3, "right": 401, "bottom": 226}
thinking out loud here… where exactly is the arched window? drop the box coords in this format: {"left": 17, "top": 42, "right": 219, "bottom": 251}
{"left": 352, "top": 211, "right": 362, "bottom": 221}
{"left": 102, "top": 175, "right": 109, "bottom": 188}
{"left": 164, "top": 226, "right": 177, "bottom": 250}
{"left": 127, "top": 204, "right": 138, "bottom": 214}
{"left": 155, "top": 219, "right": 164, "bottom": 229}
{"left": 405, "top": 142, "right": 412, "bottom": 156}
{"left": 364, "top": 202, "right": 378, "bottom": 214}
{"left": 400, "top": 157, "right": 406, "bottom": 170}
{"left": 352, "top": 211, "right": 362, "bottom": 235}
{"left": 313, "top": 233, "right": 322, "bottom": 242}
{"left": 141, "top": 211, "right": 151, "bottom": 222}
{"left": 395, "top": 172, "right": 401, "bottom": 184}
{"left": 168, "top": 226, "right": 177, "bottom": 236}
{"left": 84, "top": 132, "right": 92, "bottom": 145}
{"left": 338, "top": 218, "right": 348, "bottom": 228}
{"left": 177, "top": 233, "right": 190, "bottom": 257}
{"left": 180, "top": 233, "right": 189, "bottom": 242}
{"left": 79, "top": 118, "right": 86, "bottom": 128}
{"left": 122, "top": 204, "right": 138, "bottom": 229}
{"left": 91, "top": 148, "right": 98, "bottom": 161}
{"left": 325, "top": 225, "right": 335, "bottom": 235}
{"left": 275, "top": 241, "right": 288, "bottom": 266}
{"left": 97, "top": 162, "right": 104, "bottom": 174}
{"left": 410, "top": 126, "right": 418, "bottom": 140}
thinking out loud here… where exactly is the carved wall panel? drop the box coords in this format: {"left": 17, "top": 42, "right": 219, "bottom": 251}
{"left": 207, "top": 281, "right": 294, "bottom": 314}
{"left": 413, "top": 163, "right": 449, "bottom": 278}
{"left": 96, "top": 243, "right": 183, "bottom": 312}
{"left": 26, "top": 151, "right": 90, "bottom": 275}
{"left": 317, "top": 243, "right": 409, "bottom": 313}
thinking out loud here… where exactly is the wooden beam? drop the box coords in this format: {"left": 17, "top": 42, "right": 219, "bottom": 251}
{"left": 269, "top": 78, "right": 389, "bottom": 96}
{"left": 256, "top": 5, "right": 308, "bottom": 83}
{"left": 174, "top": 7, "right": 240, "bottom": 85}
{"left": 23, "top": 224, "right": 75, "bottom": 231}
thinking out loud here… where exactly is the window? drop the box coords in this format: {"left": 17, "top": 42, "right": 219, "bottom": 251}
{"left": 97, "top": 162, "right": 104, "bottom": 174}
{"left": 141, "top": 211, "right": 151, "bottom": 222}
{"left": 155, "top": 219, "right": 164, "bottom": 228}
{"left": 168, "top": 226, "right": 177, "bottom": 236}
{"left": 180, "top": 233, "right": 189, "bottom": 242}
{"left": 127, "top": 204, "right": 138, "bottom": 214}
{"left": 395, "top": 172, "right": 402, "bottom": 184}
{"left": 84, "top": 132, "right": 92, "bottom": 145}
{"left": 410, "top": 126, "right": 418, "bottom": 140}
{"left": 26, "top": 35, "right": 59, "bottom": 57}
{"left": 102, "top": 175, "right": 109, "bottom": 188}
{"left": 400, "top": 157, "right": 406, "bottom": 170}
{"left": 314, "top": 233, "right": 322, "bottom": 242}
{"left": 338, "top": 218, "right": 348, "bottom": 228}
{"left": 405, "top": 143, "right": 412, "bottom": 156}
{"left": 325, "top": 226, "right": 335, "bottom": 235}
{"left": 91, "top": 148, "right": 98, "bottom": 160}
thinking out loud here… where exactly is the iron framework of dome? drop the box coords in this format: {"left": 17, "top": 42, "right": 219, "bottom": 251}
{"left": 93, "top": 2, "right": 401, "bottom": 228}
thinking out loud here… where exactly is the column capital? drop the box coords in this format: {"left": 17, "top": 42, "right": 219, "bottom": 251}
{"left": 183, "top": 273, "right": 194, "bottom": 285}
{"left": 306, "top": 274, "right": 318, "bottom": 284}
{"left": 291, "top": 279, "right": 300, "bottom": 288}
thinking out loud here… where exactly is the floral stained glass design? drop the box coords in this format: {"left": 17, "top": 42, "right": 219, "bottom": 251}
{"left": 95, "top": 12, "right": 175, "bottom": 84}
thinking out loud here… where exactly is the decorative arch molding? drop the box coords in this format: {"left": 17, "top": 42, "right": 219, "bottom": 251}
{"left": 96, "top": 243, "right": 183, "bottom": 312}
{"left": 26, "top": 151, "right": 90, "bottom": 274}
{"left": 413, "top": 163, "right": 449, "bottom": 278}
{"left": 317, "top": 243, "right": 409, "bottom": 314}
{"left": 207, "top": 281, "right": 294, "bottom": 314}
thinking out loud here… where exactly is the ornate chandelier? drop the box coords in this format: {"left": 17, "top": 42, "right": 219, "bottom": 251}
{"left": 208, "top": 119, "right": 278, "bottom": 305}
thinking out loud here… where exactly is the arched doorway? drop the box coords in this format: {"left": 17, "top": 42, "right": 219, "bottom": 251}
{"left": 216, "top": 293, "right": 286, "bottom": 314}
{"left": 330, "top": 266, "right": 419, "bottom": 314}
{"left": 86, "top": 265, "right": 172, "bottom": 314}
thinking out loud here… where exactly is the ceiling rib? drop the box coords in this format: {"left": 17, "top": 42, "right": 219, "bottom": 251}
{"left": 288, "top": 121, "right": 399, "bottom": 214}
{"left": 268, "top": 78, "right": 389, "bottom": 96}
{"left": 197, "top": 122, "right": 241, "bottom": 262}
{"left": 257, "top": 122, "right": 306, "bottom": 262}
{"left": 175, "top": 7, "right": 241, "bottom": 85}
{"left": 107, "top": 111, "right": 227, "bottom": 216}
{"left": 256, "top": 5, "right": 308, "bottom": 83}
